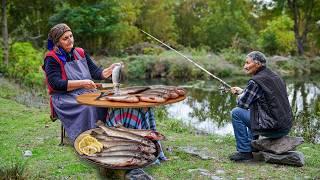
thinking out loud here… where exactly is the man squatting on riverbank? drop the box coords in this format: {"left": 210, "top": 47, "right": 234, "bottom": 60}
{"left": 229, "top": 51, "right": 293, "bottom": 161}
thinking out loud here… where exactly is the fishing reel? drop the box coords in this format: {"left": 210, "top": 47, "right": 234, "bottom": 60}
{"left": 218, "top": 85, "right": 230, "bottom": 94}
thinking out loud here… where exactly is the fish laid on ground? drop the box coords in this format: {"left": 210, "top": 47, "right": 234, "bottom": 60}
{"left": 96, "top": 121, "right": 155, "bottom": 148}
{"left": 113, "top": 124, "right": 166, "bottom": 141}
{"left": 95, "top": 150, "right": 155, "bottom": 160}
{"left": 87, "top": 155, "right": 148, "bottom": 167}
{"left": 102, "top": 144, "right": 156, "bottom": 154}
{"left": 99, "top": 139, "right": 148, "bottom": 149}
{"left": 75, "top": 124, "right": 161, "bottom": 168}
{"left": 90, "top": 128, "right": 105, "bottom": 135}
{"left": 91, "top": 132, "right": 134, "bottom": 142}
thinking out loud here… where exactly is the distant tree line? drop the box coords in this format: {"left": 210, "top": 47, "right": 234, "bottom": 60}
{"left": 1, "top": 0, "right": 320, "bottom": 64}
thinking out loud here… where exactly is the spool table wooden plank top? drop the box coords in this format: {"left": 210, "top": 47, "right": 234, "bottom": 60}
{"left": 76, "top": 91, "right": 186, "bottom": 108}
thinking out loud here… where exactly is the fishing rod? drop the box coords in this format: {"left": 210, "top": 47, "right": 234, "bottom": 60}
{"left": 140, "top": 29, "right": 232, "bottom": 89}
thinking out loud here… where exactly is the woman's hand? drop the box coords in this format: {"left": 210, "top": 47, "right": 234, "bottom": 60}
{"left": 67, "top": 79, "right": 96, "bottom": 91}
{"left": 80, "top": 80, "right": 97, "bottom": 89}
{"left": 230, "top": 87, "right": 243, "bottom": 95}
{"left": 102, "top": 62, "right": 123, "bottom": 79}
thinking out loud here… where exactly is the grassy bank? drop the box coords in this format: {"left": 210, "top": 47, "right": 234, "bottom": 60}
{"left": 0, "top": 77, "right": 319, "bottom": 179}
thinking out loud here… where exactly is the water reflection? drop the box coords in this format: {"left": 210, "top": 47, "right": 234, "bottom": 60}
{"left": 288, "top": 82, "right": 320, "bottom": 143}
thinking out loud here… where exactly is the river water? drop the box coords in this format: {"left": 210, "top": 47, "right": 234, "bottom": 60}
{"left": 127, "top": 77, "right": 320, "bottom": 143}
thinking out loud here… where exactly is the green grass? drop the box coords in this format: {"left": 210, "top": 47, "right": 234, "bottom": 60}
{"left": 0, "top": 77, "right": 319, "bottom": 179}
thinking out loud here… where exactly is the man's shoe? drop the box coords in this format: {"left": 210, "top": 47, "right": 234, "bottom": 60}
{"left": 229, "top": 152, "right": 253, "bottom": 161}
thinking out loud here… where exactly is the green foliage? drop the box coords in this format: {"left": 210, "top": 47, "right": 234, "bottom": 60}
{"left": 310, "top": 57, "right": 320, "bottom": 73}
{"left": 258, "top": 15, "right": 296, "bottom": 55}
{"left": 6, "top": 42, "right": 44, "bottom": 87}
{"left": 317, "top": 101, "right": 320, "bottom": 117}
{"left": 49, "top": 1, "right": 119, "bottom": 53}
{"left": 7, "top": 0, "right": 59, "bottom": 48}
{"left": 0, "top": 161, "right": 26, "bottom": 180}
{"left": 2, "top": 0, "right": 320, "bottom": 57}
{"left": 126, "top": 56, "right": 152, "bottom": 79}
{"left": 115, "top": 52, "right": 241, "bottom": 81}
{"left": 49, "top": 1, "right": 142, "bottom": 55}
{"left": 202, "top": 1, "right": 256, "bottom": 51}
{"left": 143, "top": 47, "right": 163, "bottom": 55}
{"left": 137, "top": 0, "right": 177, "bottom": 45}
{"left": 174, "top": 0, "right": 209, "bottom": 47}
{"left": 220, "top": 48, "right": 246, "bottom": 67}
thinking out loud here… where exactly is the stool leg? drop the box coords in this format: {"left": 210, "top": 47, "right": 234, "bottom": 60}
{"left": 59, "top": 124, "right": 64, "bottom": 146}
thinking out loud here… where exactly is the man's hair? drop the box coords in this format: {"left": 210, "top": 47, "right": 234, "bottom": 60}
{"left": 246, "top": 51, "right": 267, "bottom": 66}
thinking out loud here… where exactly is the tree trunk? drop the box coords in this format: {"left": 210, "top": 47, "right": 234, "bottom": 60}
{"left": 296, "top": 37, "right": 304, "bottom": 55}
{"left": 2, "top": 0, "right": 9, "bottom": 66}
{"left": 288, "top": 0, "right": 304, "bottom": 55}
{"left": 287, "top": 0, "right": 315, "bottom": 56}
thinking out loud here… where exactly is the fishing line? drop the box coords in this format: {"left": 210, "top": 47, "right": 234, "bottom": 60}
{"left": 140, "top": 29, "right": 231, "bottom": 89}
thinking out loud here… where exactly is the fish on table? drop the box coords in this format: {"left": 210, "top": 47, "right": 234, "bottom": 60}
{"left": 94, "top": 85, "right": 186, "bottom": 103}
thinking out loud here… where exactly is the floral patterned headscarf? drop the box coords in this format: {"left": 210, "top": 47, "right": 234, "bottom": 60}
{"left": 47, "top": 23, "right": 71, "bottom": 50}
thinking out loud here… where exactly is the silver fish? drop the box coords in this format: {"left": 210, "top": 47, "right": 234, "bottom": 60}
{"left": 112, "top": 64, "right": 122, "bottom": 95}
{"left": 96, "top": 121, "right": 155, "bottom": 148}
{"left": 113, "top": 125, "right": 166, "bottom": 141}
{"left": 87, "top": 155, "right": 148, "bottom": 167}
{"left": 96, "top": 150, "right": 155, "bottom": 160}
{"left": 91, "top": 132, "right": 131, "bottom": 141}
{"left": 102, "top": 94, "right": 140, "bottom": 103}
{"left": 102, "top": 144, "right": 156, "bottom": 154}
{"left": 99, "top": 139, "right": 147, "bottom": 149}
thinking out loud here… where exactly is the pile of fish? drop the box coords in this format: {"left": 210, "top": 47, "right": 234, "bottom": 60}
{"left": 74, "top": 121, "right": 165, "bottom": 168}
{"left": 96, "top": 85, "right": 186, "bottom": 103}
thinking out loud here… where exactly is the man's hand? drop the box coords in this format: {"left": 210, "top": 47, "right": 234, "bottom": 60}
{"left": 231, "top": 87, "right": 243, "bottom": 95}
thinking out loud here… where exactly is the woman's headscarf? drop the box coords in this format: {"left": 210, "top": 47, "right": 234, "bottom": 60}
{"left": 47, "top": 23, "right": 71, "bottom": 50}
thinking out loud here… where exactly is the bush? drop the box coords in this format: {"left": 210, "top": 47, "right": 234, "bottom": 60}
{"left": 124, "top": 42, "right": 165, "bottom": 55}
{"left": 258, "top": 15, "right": 296, "bottom": 55}
{"left": 310, "top": 57, "right": 320, "bottom": 73}
{"left": 220, "top": 48, "right": 245, "bottom": 67}
{"left": 7, "top": 42, "right": 44, "bottom": 87}
{"left": 126, "top": 56, "right": 153, "bottom": 79}
{"left": 0, "top": 161, "right": 26, "bottom": 180}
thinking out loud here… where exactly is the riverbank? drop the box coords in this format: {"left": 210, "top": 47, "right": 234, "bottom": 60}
{"left": 0, "top": 78, "right": 319, "bottom": 179}
{"left": 95, "top": 51, "right": 320, "bottom": 81}
{"left": 2, "top": 42, "right": 320, "bottom": 89}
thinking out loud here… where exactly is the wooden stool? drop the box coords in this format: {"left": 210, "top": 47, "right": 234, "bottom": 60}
{"left": 50, "top": 115, "right": 66, "bottom": 146}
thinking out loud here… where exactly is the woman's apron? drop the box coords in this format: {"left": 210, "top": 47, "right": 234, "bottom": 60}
{"left": 51, "top": 50, "right": 105, "bottom": 142}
